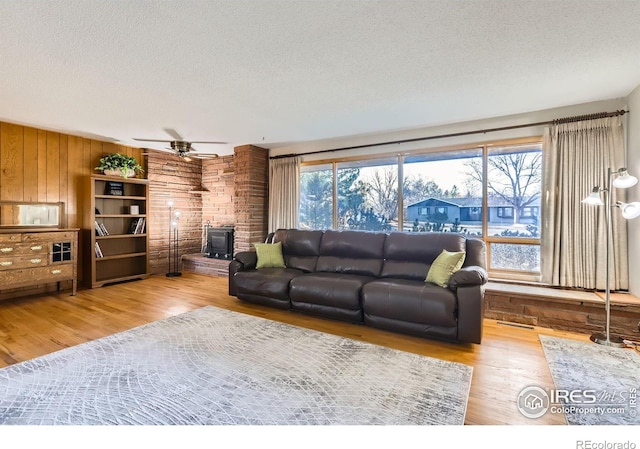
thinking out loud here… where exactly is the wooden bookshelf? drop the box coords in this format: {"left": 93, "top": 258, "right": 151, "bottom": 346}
{"left": 86, "top": 175, "right": 150, "bottom": 288}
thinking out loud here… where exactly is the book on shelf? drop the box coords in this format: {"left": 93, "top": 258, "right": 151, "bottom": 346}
{"left": 128, "top": 218, "right": 139, "bottom": 234}
{"left": 94, "top": 221, "right": 105, "bottom": 236}
{"left": 99, "top": 222, "right": 109, "bottom": 236}
{"left": 94, "top": 242, "right": 103, "bottom": 258}
{"left": 129, "top": 217, "right": 146, "bottom": 234}
{"left": 104, "top": 181, "right": 124, "bottom": 196}
{"left": 136, "top": 217, "right": 146, "bottom": 234}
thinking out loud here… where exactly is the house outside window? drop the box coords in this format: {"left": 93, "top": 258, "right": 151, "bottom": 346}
{"left": 521, "top": 206, "right": 539, "bottom": 218}
{"left": 497, "top": 207, "right": 514, "bottom": 218}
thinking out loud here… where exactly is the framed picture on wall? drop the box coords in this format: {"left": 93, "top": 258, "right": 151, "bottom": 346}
{"left": 105, "top": 181, "right": 124, "bottom": 196}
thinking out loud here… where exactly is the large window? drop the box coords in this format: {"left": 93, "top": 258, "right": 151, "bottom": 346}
{"left": 297, "top": 139, "right": 542, "bottom": 279}
{"left": 485, "top": 143, "right": 542, "bottom": 274}
{"left": 404, "top": 148, "right": 483, "bottom": 234}
{"left": 337, "top": 158, "right": 398, "bottom": 231}
{"left": 299, "top": 164, "right": 333, "bottom": 230}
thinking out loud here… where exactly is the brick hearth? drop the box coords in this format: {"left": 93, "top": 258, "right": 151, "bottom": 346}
{"left": 182, "top": 253, "right": 231, "bottom": 277}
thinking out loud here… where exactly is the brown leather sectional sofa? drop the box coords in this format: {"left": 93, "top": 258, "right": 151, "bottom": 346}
{"left": 228, "top": 229, "right": 488, "bottom": 344}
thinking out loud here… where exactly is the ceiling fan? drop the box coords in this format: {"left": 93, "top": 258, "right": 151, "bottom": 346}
{"left": 134, "top": 128, "right": 226, "bottom": 161}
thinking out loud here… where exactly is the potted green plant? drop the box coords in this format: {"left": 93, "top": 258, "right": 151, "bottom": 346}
{"left": 95, "top": 153, "right": 144, "bottom": 178}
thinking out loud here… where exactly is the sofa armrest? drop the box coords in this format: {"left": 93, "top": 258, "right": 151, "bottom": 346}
{"left": 448, "top": 265, "right": 488, "bottom": 288}
{"left": 456, "top": 284, "right": 485, "bottom": 344}
{"left": 228, "top": 251, "right": 258, "bottom": 297}
{"left": 234, "top": 251, "right": 258, "bottom": 270}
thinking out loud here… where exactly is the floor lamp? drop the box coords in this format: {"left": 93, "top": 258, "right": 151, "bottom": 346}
{"left": 582, "top": 167, "right": 640, "bottom": 347}
{"left": 166, "top": 200, "right": 182, "bottom": 277}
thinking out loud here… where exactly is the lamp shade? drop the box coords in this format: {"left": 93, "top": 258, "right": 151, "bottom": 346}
{"left": 582, "top": 187, "right": 604, "bottom": 205}
{"left": 618, "top": 201, "right": 640, "bottom": 219}
{"left": 612, "top": 170, "right": 638, "bottom": 189}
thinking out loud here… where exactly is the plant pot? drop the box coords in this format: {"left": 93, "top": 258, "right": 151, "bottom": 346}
{"left": 104, "top": 168, "right": 135, "bottom": 178}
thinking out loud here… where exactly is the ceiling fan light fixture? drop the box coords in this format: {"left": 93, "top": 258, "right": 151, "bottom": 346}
{"left": 133, "top": 130, "right": 226, "bottom": 161}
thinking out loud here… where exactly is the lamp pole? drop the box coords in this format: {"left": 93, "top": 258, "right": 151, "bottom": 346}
{"left": 166, "top": 200, "right": 182, "bottom": 277}
{"left": 590, "top": 169, "right": 625, "bottom": 347}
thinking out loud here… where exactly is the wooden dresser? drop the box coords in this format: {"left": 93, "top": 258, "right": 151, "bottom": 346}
{"left": 0, "top": 229, "right": 79, "bottom": 296}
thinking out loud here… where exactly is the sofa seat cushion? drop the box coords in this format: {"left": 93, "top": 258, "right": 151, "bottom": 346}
{"left": 234, "top": 268, "right": 303, "bottom": 300}
{"left": 362, "top": 279, "right": 457, "bottom": 327}
{"left": 289, "top": 272, "right": 374, "bottom": 310}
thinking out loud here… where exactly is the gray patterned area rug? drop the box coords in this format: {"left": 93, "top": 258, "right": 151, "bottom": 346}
{"left": 0, "top": 306, "right": 472, "bottom": 425}
{"left": 539, "top": 335, "right": 640, "bottom": 425}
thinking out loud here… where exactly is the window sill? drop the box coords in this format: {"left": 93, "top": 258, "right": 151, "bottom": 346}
{"left": 485, "top": 280, "right": 640, "bottom": 307}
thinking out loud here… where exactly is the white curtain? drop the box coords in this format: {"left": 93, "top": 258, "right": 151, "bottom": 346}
{"left": 541, "top": 116, "right": 628, "bottom": 290}
{"left": 268, "top": 156, "right": 301, "bottom": 232}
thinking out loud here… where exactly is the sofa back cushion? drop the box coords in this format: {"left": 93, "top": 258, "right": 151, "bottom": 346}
{"left": 315, "top": 230, "right": 386, "bottom": 277}
{"left": 272, "top": 229, "right": 323, "bottom": 272}
{"left": 380, "top": 232, "right": 466, "bottom": 281}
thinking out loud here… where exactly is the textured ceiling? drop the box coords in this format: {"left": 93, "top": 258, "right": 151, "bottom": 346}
{"left": 1, "top": 0, "right": 639, "bottom": 157}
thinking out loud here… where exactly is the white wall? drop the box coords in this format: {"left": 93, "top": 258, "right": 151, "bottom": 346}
{"left": 627, "top": 85, "right": 640, "bottom": 296}
{"left": 272, "top": 96, "right": 640, "bottom": 293}
{"left": 270, "top": 98, "right": 628, "bottom": 161}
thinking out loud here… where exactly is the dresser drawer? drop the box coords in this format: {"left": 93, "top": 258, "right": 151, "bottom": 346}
{"left": 0, "top": 242, "right": 49, "bottom": 256}
{"left": 0, "top": 234, "right": 21, "bottom": 243}
{"left": 0, "top": 256, "right": 49, "bottom": 270}
{"left": 0, "top": 229, "right": 78, "bottom": 296}
{"left": 0, "top": 264, "right": 73, "bottom": 288}
{"left": 22, "top": 232, "right": 76, "bottom": 242}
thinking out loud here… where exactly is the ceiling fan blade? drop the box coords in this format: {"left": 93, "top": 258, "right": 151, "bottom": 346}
{"left": 133, "top": 138, "right": 172, "bottom": 143}
{"left": 189, "top": 146, "right": 219, "bottom": 157}
{"left": 189, "top": 141, "right": 227, "bottom": 145}
{"left": 163, "top": 128, "right": 184, "bottom": 140}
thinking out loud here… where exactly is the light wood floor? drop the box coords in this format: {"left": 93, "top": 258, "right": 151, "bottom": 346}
{"left": 0, "top": 272, "right": 595, "bottom": 425}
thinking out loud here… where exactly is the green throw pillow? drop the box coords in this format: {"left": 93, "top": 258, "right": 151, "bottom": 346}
{"left": 425, "top": 249, "right": 466, "bottom": 288}
{"left": 254, "top": 242, "right": 286, "bottom": 269}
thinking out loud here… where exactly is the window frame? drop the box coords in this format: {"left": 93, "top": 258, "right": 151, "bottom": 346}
{"left": 298, "top": 136, "right": 543, "bottom": 282}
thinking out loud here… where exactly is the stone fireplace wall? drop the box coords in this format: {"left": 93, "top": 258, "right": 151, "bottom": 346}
{"left": 181, "top": 144, "right": 269, "bottom": 277}
{"left": 201, "top": 155, "right": 235, "bottom": 229}
{"left": 233, "top": 145, "right": 269, "bottom": 252}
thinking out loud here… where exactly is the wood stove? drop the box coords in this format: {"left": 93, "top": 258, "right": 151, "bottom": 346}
{"left": 205, "top": 226, "right": 234, "bottom": 259}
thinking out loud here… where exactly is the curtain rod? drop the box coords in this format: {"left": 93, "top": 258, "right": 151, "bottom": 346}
{"left": 270, "top": 109, "right": 629, "bottom": 160}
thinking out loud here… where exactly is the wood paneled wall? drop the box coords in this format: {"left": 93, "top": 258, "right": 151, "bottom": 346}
{"left": 1, "top": 120, "right": 271, "bottom": 292}
{"left": 0, "top": 120, "right": 146, "bottom": 287}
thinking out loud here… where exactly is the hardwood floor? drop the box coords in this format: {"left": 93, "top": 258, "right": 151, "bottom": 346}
{"left": 0, "top": 272, "right": 594, "bottom": 425}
